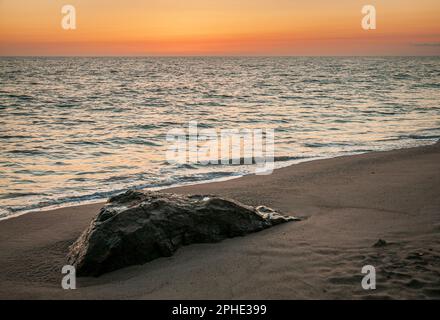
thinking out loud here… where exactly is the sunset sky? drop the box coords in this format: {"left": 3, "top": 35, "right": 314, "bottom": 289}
{"left": 0, "top": 0, "right": 439, "bottom": 56}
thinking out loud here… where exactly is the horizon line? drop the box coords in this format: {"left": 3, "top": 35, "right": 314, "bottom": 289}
{"left": 1, "top": 54, "right": 440, "bottom": 58}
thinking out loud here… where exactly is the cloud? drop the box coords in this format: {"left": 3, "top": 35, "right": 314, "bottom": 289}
{"left": 412, "top": 42, "right": 440, "bottom": 47}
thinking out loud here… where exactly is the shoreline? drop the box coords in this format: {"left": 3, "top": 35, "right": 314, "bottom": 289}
{"left": 0, "top": 141, "right": 439, "bottom": 299}
{"left": 1, "top": 139, "right": 437, "bottom": 222}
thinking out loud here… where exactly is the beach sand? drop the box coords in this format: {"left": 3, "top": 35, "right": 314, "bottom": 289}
{"left": 0, "top": 142, "right": 439, "bottom": 299}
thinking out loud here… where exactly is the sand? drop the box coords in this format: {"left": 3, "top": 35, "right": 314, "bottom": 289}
{"left": 0, "top": 142, "right": 439, "bottom": 299}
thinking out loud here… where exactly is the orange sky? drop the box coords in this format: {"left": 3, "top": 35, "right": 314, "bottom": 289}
{"left": 0, "top": 0, "right": 439, "bottom": 56}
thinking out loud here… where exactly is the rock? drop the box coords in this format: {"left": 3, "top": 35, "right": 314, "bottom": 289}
{"left": 373, "top": 239, "right": 387, "bottom": 248}
{"left": 68, "top": 190, "right": 298, "bottom": 276}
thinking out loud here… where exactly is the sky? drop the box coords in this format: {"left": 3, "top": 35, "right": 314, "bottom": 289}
{"left": 0, "top": 0, "right": 439, "bottom": 56}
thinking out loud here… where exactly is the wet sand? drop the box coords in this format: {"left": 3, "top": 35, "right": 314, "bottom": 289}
{"left": 0, "top": 142, "right": 439, "bottom": 299}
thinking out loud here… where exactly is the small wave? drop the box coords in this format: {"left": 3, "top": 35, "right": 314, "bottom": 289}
{"left": 0, "top": 171, "right": 240, "bottom": 219}
{"left": 8, "top": 149, "right": 45, "bottom": 155}
{"left": 393, "top": 73, "right": 411, "bottom": 80}
{"left": 0, "top": 135, "right": 33, "bottom": 140}
{"left": 175, "top": 163, "right": 199, "bottom": 169}
{"left": 91, "top": 151, "right": 113, "bottom": 156}
{"left": 412, "top": 83, "right": 440, "bottom": 89}
{"left": 343, "top": 149, "right": 374, "bottom": 153}
{"left": 6, "top": 94, "right": 32, "bottom": 100}
{"left": 274, "top": 155, "right": 310, "bottom": 162}
{"left": 106, "top": 137, "right": 162, "bottom": 146}
{"left": 129, "top": 124, "right": 161, "bottom": 130}
{"left": 13, "top": 169, "right": 57, "bottom": 176}
{"left": 0, "top": 208, "right": 12, "bottom": 219}
{"left": 75, "top": 170, "right": 111, "bottom": 176}
{"left": 0, "top": 192, "right": 41, "bottom": 200}
{"left": 173, "top": 171, "right": 240, "bottom": 183}
{"left": 68, "top": 177, "right": 88, "bottom": 182}
{"left": 4, "top": 190, "right": 132, "bottom": 216}
{"left": 400, "top": 134, "right": 440, "bottom": 140}
{"left": 65, "top": 140, "right": 105, "bottom": 146}
{"left": 279, "top": 95, "right": 304, "bottom": 100}
{"left": 55, "top": 103, "right": 79, "bottom": 108}
{"left": 304, "top": 142, "right": 352, "bottom": 148}
{"left": 100, "top": 175, "right": 134, "bottom": 183}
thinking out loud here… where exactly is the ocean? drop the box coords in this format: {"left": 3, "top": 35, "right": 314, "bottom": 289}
{"left": 0, "top": 56, "right": 439, "bottom": 219}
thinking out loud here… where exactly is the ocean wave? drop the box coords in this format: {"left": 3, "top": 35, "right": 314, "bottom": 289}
{"left": 400, "top": 134, "right": 440, "bottom": 140}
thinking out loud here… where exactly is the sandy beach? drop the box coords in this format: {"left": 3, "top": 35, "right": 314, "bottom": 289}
{"left": 0, "top": 142, "right": 439, "bottom": 300}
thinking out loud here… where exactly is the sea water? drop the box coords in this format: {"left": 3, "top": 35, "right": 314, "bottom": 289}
{"left": 0, "top": 57, "right": 439, "bottom": 219}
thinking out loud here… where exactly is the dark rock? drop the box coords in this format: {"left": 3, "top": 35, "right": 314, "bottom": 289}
{"left": 373, "top": 239, "right": 387, "bottom": 248}
{"left": 68, "top": 190, "right": 298, "bottom": 276}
